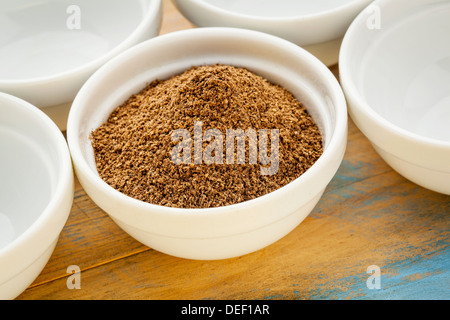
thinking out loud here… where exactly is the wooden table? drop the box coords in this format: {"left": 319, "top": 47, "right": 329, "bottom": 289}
{"left": 17, "top": 0, "right": 449, "bottom": 300}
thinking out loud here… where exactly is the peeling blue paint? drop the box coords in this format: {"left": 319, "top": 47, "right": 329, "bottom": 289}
{"left": 306, "top": 245, "right": 450, "bottom": 300}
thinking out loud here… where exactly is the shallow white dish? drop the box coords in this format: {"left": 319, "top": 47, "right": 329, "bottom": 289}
{"left": 67, "top": 27, "right": 347, "bottom": 260}
{"left": 0, "top": 0, "right": 162, "bottom": 130}
{"left": 0, "top": 92, "right": 74, "bottom": 300}
{"left": 340, "top": 0, "right": 450, "bottom": 195}
{"left": 171, "top": 0, "right": 372, "bottom": 66}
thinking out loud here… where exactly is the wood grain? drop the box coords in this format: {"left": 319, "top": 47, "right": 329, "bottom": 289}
{"left": 16, "top": 0, "right": 450, "bottom": 300}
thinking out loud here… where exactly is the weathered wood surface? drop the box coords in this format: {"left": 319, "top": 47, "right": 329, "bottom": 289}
{"left": 17, "top": 0, "right": 449, "bottom": 300}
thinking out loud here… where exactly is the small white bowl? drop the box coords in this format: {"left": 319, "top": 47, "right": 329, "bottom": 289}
{"left": 339, "top": 0, "right": 450, "bottom": 195}
{"left": 0, "top": 0, "right": 162, "bottom": 130}
{"left": 67, "top": 27, "right": 347, "bottom": 260}
{"left": 171, "top": 0, "right": 372, "bottom": 66}
{"left": 0, "top": 92, "right": 74, "bottom": 300}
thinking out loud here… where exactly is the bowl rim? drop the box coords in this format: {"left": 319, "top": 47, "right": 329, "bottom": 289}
{"left": 0, "top": 0, "right": 162, "bottom": 85}
{"left": 0, "top": 93, "right": 73, "bottom": 267}
{"left": 173, "top": 0, "right": 371, "bottom": 22}
{"left": 339, "top": 0, "right": 450, "bottom": 149}
{"left": 67, "top": 27, "right": 348, "bottom": 218}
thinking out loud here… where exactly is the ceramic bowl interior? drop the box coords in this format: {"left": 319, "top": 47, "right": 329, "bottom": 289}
{"left": 0, "top": 93, "right": 73, "bottom": 299}
{"left": 0, "top": 0, "right": 146, "bottom": 81}
{"left": 172, "top": 0, "right": 373, "bottom": 66}
{"left": 67, "top": 27, "right": 347, "bottom": 260}
{"left": 339, "top": 0, "right": 450, "bottom": 194}
{"left": 0, "top": 0, "right": 162, "bottom": 129}
{"left": 196, "top": 0, "right": 363, "bottom": 18}
{"left": 0, "top": 123, "right": 54, "bottom": 250}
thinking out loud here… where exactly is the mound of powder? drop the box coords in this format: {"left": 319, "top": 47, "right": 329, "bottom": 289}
{"left": 91, "top": 64, "right": 323, "bottom": 208}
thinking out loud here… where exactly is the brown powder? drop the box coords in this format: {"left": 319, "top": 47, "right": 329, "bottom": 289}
{"left": 90, "top": 64, "right": 323, "bottom": 208}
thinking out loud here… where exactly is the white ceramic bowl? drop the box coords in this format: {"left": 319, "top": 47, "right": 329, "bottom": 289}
{"left": 67, "top": 27, "right": 347, "bottom": 260}
{"left": 0, "top": 93, "right": 74, "bottom": 300}
{"left": 339, "top": 0, "right": 450, "bottom": 195}
{"left": 171, "top": 0, "right": 373, "bottom": 67}
{"left": 0, "top": 0, "right": 162, "bottom": 130}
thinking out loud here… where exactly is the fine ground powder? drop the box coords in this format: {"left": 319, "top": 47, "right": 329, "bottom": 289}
{"left": 91, "top": 64, "right": 323, "bottom": 208}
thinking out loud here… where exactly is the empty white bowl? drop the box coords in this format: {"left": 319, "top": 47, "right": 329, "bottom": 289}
{"left": 339, "top": 0, "right": 450, "bottom": 195}
{"left": 67, "top": 27, "right": 347, "bottom": 260}
{"left": 0, "top": 0, "right": 162, "bottom": 130}
{"left": 0, "top": 92, "right": 74, "bottom": 300}
{"left": 171, "top": 0, "right": 373, "bottom": 66}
